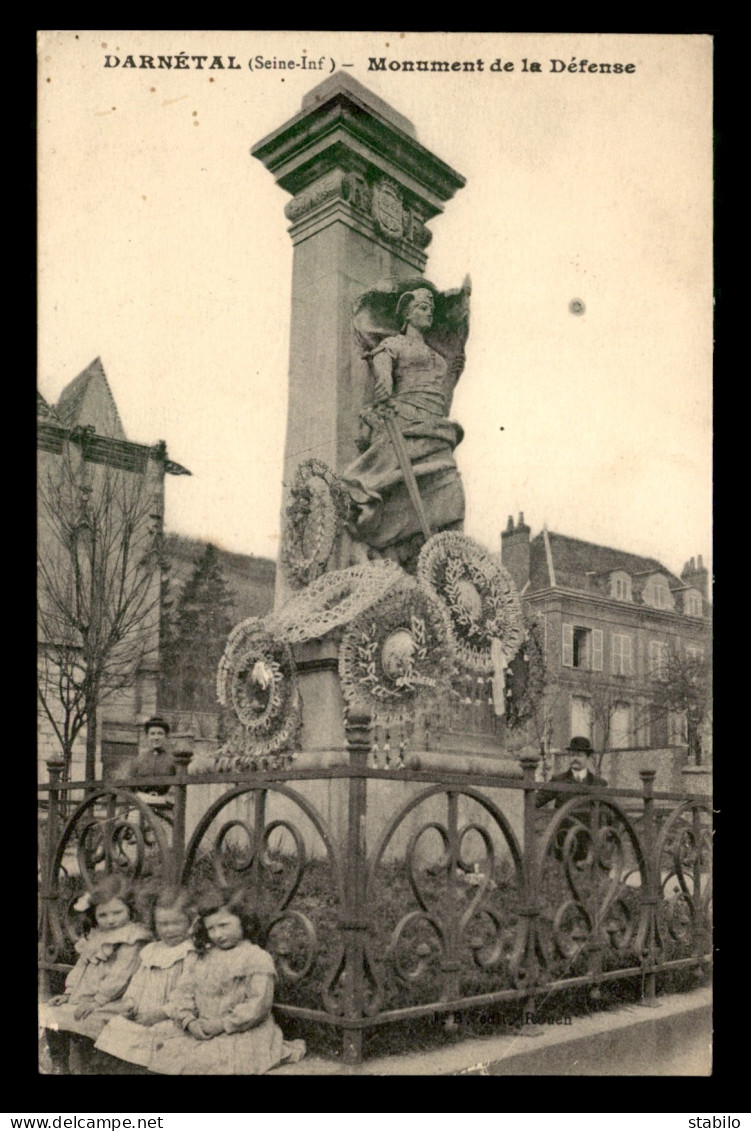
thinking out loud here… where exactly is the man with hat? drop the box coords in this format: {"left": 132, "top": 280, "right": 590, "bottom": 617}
{"left": 535, "top": 736, "right": 608, "bottom": 863}
{"left": 534, "top": 736, "right": 606, "bottom": 809}
{"left": 126, "top": 716, "right": 176, "bottom": 797}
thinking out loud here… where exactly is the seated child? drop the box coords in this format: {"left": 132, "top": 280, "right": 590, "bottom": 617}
{"left": 142, "top": 886, "right": 305, "bottom": 1075}
{"left": 94, "top": 886, "right": 195, "bottom": 1068}
{"left": 39, "top": 875, "right": 150, "bottom": 1070}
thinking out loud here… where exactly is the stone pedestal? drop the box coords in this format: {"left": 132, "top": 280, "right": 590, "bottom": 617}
{"left": 293, "top": 640, "right": 346, "bottom": 753}
{"left": 252, "top": 73, "right": 466, "bottom": 753}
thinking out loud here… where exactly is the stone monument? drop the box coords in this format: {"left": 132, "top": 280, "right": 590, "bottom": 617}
{"left": 216, "top": 74, "right": 527, "bottom": 780}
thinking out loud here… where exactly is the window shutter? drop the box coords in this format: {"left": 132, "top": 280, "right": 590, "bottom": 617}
{"left": 624, "top": 635, "right": 633, "bottom": 675}
{"left": 562, "top": 623, "right": 574, "bottom": 667}
{"left": 611, "top": 634, "right": 620, "bottom": 674}
{"left": 592, "top": 630, "right": 603, "bottom": 671}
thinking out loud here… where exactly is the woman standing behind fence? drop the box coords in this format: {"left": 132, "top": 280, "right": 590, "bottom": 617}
{"left": 143, "top": 886, "right": 305, "bottom": 1075}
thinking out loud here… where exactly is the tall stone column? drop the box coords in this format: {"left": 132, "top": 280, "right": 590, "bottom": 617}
{"left": 252, "top": 73, "right": 466, "bottom": 752}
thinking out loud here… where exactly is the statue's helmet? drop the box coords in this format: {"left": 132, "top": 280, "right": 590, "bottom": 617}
{"left": 396, "top": 287, "right": 435, "bottom": 325}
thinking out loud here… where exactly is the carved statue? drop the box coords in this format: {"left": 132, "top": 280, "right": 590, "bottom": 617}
{"left": 343, "top": 277, "right": 471, "bottom": 568}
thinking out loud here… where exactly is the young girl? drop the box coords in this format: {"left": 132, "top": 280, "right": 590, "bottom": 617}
{"left": 93, "top": 886, "right": 196, "bottom": 1068}
{"left": 144, "top": 886, "right": 305, "bottom": 1075}
{"left": 39, "top": 875, "right": 151, "bottom": 1068}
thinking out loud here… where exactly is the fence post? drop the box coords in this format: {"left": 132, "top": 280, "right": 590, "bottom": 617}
{"left": 171, "top": 745, "right": 193, "bottom": 884}
{"left": 691, "top": 803, "right": 709, "bottom": 967}
{"left": 440, "top": 790, "right": 461, "bottom": 1026}
{"left": 341, "top": 710, "right": 371, "bottom": 1065}
{"left": 40, "top": 757, "right": 66, "bottom": 997}
{"left": 639, "top": 769, "right": 659, "bottom": 1007}
{"left": 519, "top": 753, "right": 542, "bottom": 1019}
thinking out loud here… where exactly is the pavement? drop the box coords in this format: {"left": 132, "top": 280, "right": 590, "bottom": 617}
{"left": 269, "top": 985, "right": 712, "bottom": 1076}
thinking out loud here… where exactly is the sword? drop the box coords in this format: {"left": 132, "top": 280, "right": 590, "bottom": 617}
{"left": 380, "top": 408, "right": 433, "bottom": 543}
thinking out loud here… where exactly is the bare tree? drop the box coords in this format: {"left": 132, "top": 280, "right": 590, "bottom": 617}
{"left": 584, "top": 679, "right": 624, "bottom": 777}
{"left": 646, "top": 644, "right": 712, "bottom": 766}
{"left": 558, "top": 672, "right": 631, "bottom": 778}
{"left": 37, "top": 432, "right": 166, "bottom": 781}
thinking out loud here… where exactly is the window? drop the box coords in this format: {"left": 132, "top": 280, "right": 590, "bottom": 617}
{"left": 609, "top": 703, "right": 632, "bottom": 749}
{"left": 643, "top": 574, "right": 675, "bottom": 611}
{"left": 685, "top": 644, "right": 705, "bottom": 662}
{"left": 573, "top": 627, "right": 589, "bottom": 668}
{"left": 562, "top": 625, "right": 604, "bottom": 670}
{"left": 648, "top": 640, "right": 668, "bottom": 679}
{"left": 632, "top": 700, "right": 651, "bottom": 747}
{"left": 649, "top": 704, "right": 668, "bottom": 747}
{"left": 610, "top": 572, "right": 632, "bottom": 602}
{"left": 611, "top": 633, "right": 633, "bottom": 676}
{"left": 684, "top": 589, "right": 703, "bottom": 617}
{"left": 668, "top": 711, "right": 688, "bottom": 745}
{"left": 571, "top": 695, "right": 592, "bottom": 740}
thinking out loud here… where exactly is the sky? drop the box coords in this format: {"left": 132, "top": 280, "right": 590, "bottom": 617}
{"left": 37, "top": 31, "right": 712, "bottom": 583}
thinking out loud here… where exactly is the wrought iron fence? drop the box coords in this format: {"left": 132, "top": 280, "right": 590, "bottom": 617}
{"left": 38, "top": 717, "right": 712, "bottom": 1065}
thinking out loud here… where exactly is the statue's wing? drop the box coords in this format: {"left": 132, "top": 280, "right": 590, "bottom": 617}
{"left": 426, "top": 276, "right": 471, "bottom": 386}
{"left": 434, "top": 275, "right": 472, "bottom": 330}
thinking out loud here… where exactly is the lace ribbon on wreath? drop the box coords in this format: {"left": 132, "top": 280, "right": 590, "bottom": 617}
{"left": 216, "top": 618, "right": 301, "bottom": 760}
{"left": 268, "top": 559, "right": 404, "bottom": 645}
{"left": 339, "top": 579, "right": 451, "bottom": 725}
{"left": 281, "top": 459, "right": 350, "bottom": 589}
{"left": 505, "top": 612, "right": 546, "bottom": 729}
{"left": 417, "top": 532, "right": 525, "bottom": 674}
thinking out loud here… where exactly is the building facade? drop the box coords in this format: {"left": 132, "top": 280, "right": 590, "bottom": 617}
{"left": 501, "top": 514, "right": 711, "bottom": 791}
{"left": 37, "top": 359, "right": 188, "bottom": 782}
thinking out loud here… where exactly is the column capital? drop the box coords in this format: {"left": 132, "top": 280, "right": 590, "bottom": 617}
{"left": 252, "top": 73, "right": 465, "bottom": 263}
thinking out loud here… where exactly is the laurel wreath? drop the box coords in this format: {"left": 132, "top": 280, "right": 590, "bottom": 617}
{"left": 417, "top": 532, "right": 525, "bottom": 673}
{"left": 339, "top": 582, "right": 450, "bottom": 722}
{"left": 281, "top": 459, "right": 350, "bottom": 589}
{"left": 216, "top": 619, "right": 301, "bottom": 756}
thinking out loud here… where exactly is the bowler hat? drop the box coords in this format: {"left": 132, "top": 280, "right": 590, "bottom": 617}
{"left": 567, "top": 735, "right": 592, "bottom": 755}
{"left": 143, "top": 715, "right": 171, "bottom": 735}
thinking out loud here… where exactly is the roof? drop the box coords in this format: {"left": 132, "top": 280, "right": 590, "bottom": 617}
{"left": 36, "top": 391, "right": 60, "bottom": 422}
{"left": 40, "top": 364, "right": 190, "bottom": 475}
{"left": 529, "top": 531, "right": 683, "bottom": 596}
{"left": 55, "top": 358, "right": 126, "bottom": 440}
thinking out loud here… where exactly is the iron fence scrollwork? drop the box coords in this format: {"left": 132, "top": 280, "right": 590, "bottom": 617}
{"left": 38, "top": 743, "right": 712, "bottom": 1064}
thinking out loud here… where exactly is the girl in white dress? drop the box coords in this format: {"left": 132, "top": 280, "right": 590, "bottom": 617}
{"left": 94, "top": 886, "right": 195, "bottom": 1069}
{"left": 143, "top": 886, "right": 305, "bottom": 1075}
{"left": 39, "top": 875, "right": 150, "bottom": 1071}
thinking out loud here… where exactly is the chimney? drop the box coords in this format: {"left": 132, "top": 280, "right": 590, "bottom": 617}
{"left": 501, "top": 512, "right": 531, "bottom": 591}
{"left": 681, "top": 554, "right": 709, "bottom": 600}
